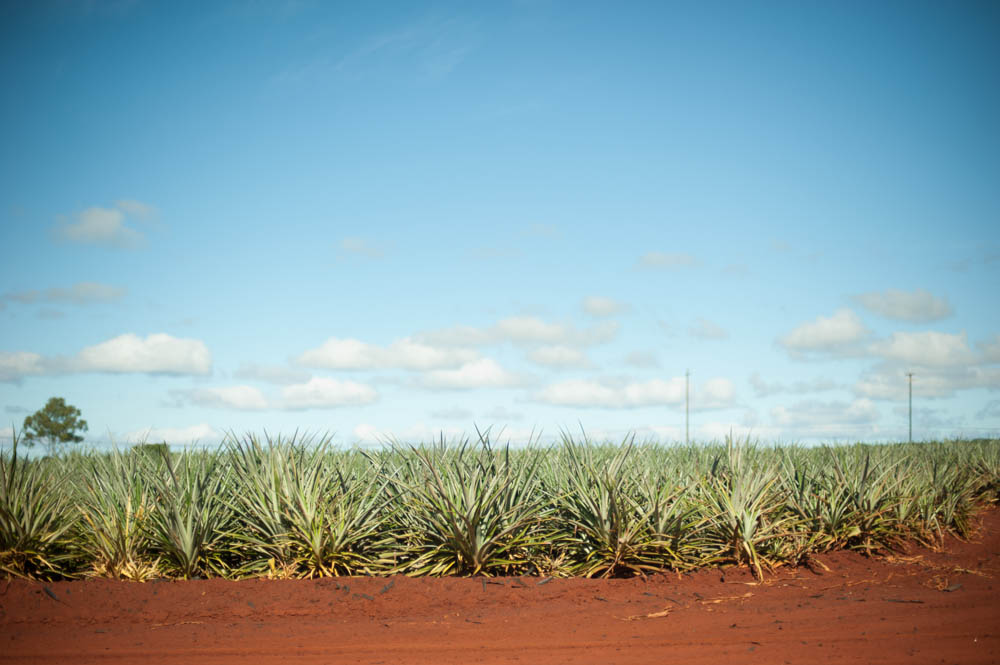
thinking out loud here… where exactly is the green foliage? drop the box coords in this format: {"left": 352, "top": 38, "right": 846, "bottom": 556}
{"left": 226, "top": 432, "right": 392, "bottom": 578}
{"left": 22, "top": 397, "right": 88, "bottom": 455}
{"left": 74, "top": 448, "right": 159, "bottom": 580}
{"left": 0, "top": 432, "right": 998, "bottom": 581}
{"left": 384, "top": 430, "right": 551, "bottom": 576}
{"left": 147, "top": 449, "right": 232, "bottom": 579}
{"left": 0, "top": 429, "right": 76, "bottom": 578}
{"left": 553, "top": 434, "right": 663, "bottom": 577}
{"left": 133, "top": 442, "right": 170, "bottom": 458}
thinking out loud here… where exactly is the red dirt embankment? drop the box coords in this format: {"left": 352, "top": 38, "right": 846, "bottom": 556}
{"left": 2, "top": 509, "right": 998, "bottom": 665}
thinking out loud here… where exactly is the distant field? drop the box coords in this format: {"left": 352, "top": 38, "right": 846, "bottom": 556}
{"left": 2, "top": 432, "right": 998, "bottom": 581}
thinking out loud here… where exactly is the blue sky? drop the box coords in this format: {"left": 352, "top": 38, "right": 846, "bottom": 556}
{"left": 2, "top": 0, "right": 998, "bottom": 448}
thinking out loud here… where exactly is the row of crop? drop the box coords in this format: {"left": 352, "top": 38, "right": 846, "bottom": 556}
{"left": 2, "top": 430, "right": 998, "bottom": 580}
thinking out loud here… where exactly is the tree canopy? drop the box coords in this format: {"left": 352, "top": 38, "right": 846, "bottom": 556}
{"left": 22, "top": 397, "right": 88, "bottom": 454}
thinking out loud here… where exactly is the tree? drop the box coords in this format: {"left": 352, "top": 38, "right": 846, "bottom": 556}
{"left": 22, "top": 397, "right": 88, "bottom": 455}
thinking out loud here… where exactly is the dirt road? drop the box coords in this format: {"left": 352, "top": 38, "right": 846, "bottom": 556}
{"left": 3, "top": 509, "right": 998, "bottom": 664}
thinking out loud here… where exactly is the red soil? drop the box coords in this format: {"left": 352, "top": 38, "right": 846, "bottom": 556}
{"left": 2, "top": 509, "right": 999, "bottom": 665}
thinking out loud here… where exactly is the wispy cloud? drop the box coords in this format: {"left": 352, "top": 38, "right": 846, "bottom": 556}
{"left": 848, "top": 327, "right": 1000, "bottom": 401}
{"left": 525, "top": 223, "right": 560, "bottom": 238}
{"left": 536, "top": 376, "right": 734, "bottom": 410}
{"left": 418, "top": 315, "right": 619, "bottom": 348}
{"left": 854, "top": 362, "right": 1000, "bottom": 401}
{"left": 234, "top": 362, "right": 311, "bottom": 385}
{"left": 420, "top": 358, "right": 526, "bottom": 390}
{"left": 869, "top": 330, "right": 976, "bottom": 368}
{"left": 281, "top": 377, "right": 378, "bottom": 409}
{"left": 526, "top": 345, "right": 590, "bottom": 369}
{"left": 623, "top": 351, "right": 660, "bottom": 369}
{"left": 114, "top": 199, "right": 157, "bottom": 220}
{"left": 276, "top": 16, "right": 479, "bottom": 86}
{"left": 853, "top": 288, "right": 953, "bottom": 322}
{"left": 778, "top": 308, "right": 871, "bottom": 357}
{"left": 748, "top": 372, "right": 839, "bottom": 397}
{"left": 52, "top": 200, "right": 158, "bottom": 249}
{"left": 298, "top": 337, "right": 478, "bottom": 370}
{"left": 689, "top": 317, "right": 729, "bottom": 341}
{"left": 581, "top": 296, "right": 628, "bottom": 317}
{"left": 4, "top": 281, "right": 126, "bottom": 305}
{"left": 0, "top": 352, "right": 46, "bottom": 383}
{"left": 336, "top": 17, "right": 479, "bottom": 81}
{"left": 170, "top": 385, "right": 270, "bottom": 411}
{"left": 339, "top": 236, "right": 386, "bottom": 259}
{"left": 771, "top": 398, "right": 879, "bottom": 429}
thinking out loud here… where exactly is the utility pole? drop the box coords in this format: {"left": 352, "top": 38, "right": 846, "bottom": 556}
{"left": 685, "top": 369, "right": 690, "bottom": 445}
{"left": 906, "top": 372, "right": 914, "bottom": 443}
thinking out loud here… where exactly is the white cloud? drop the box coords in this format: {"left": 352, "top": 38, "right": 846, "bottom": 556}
{"left": 55, "top": 206, "right": 145, "bottom": 249}
{"left": 298, "top": 338, "right": 373, "bottom": 369}
{"left": 981, "top": 335, "right": 1000, "bottom": 363}
{"left": 844, "top": 330, "right": 1000, "bottom": 400}
{"left": 495, "top": 316, "right": 571, "bottom": 344}
{"left": 339, "top": 236, "right": 385, "bottom": 258}
{"left": 421, "top": 358, "right": 524, "bottom": 390}
{"left": 853, "top": 288, "right": 953, "bottom": 322}
{"left": 418, "top": 316, "right": 618, "bottom": 348}
{"left": 4, "top": 281, "right": 126, "bottom": 305}
{"left": 854, "top": 364, "right": 1000, "bottom": 400}
{"left": 689, "top": 317, "right": 729, "bottom": 340}
{"left": 749, "top": 372, "right": 783, "bottom": 398}
{"left": 637, "top": 252, "right": 697, "bottom": 269}
{"left": 537, "top": 377, "right": 685, "bottom": 408}
{"left": 281, "top": 377, "right": 377, "bottom": 409}
{"left": 0, "top": 352, "right": 45, "bottom": 383}
{"left": 869, "top": 330, "right": 975, "bottom": 368}
{"left": 527, "top": 345, "right": 590, "bottom": 368}
{"left": 2, "top": 333, "right": 210, "bottom": 381}
{"left": 771, "top": 398, "right": 880, "bottom": 428}
{"left": 76, "top": 333, "right": 211, "bottom": 375}
{"left": 537, "top": 376, "right": 734, "bottom": 410}
{"left": 698, "top": 378, "right": 736, "bottom": 409}
{"left": 298, "top": 337, "right": 478, "bottom": 370}
{"left": 779, "top": 308, "right": 870, "bottom": 354}
{"left": 114, "top": 199, "right": 156, "bottom": 219}
{"left": 125, "top": 423, "right": 222, "bottom": 447}
{"left": 182, "top": 385, "right": 269, "bottom": 410}
{"left": 582, "top": 296, "right": 628, "bottom": 317}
